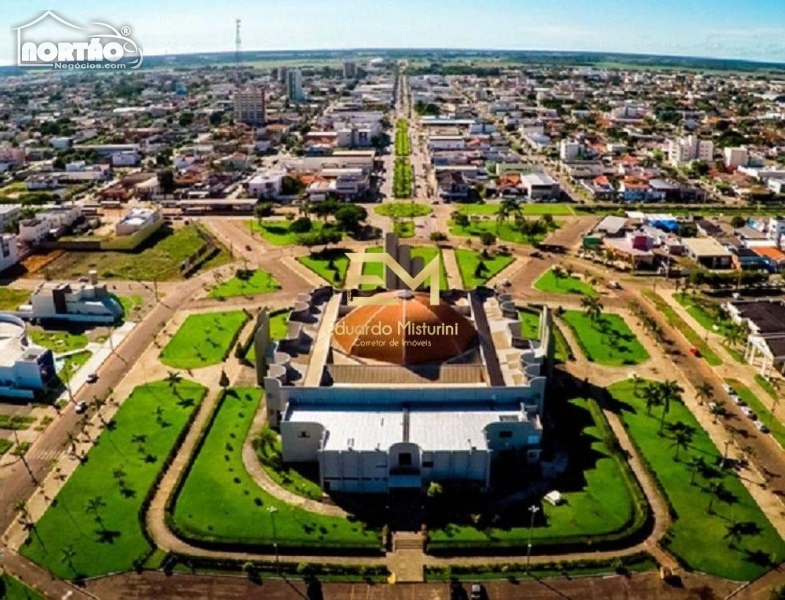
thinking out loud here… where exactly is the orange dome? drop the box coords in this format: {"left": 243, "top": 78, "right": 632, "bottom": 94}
{"left": 332, "top": 291, "right": 477, "bottom": 365}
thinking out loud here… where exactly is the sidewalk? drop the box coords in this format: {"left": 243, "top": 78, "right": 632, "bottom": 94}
{"left": 440, "top": 249, "right": 463, "bottom": 290}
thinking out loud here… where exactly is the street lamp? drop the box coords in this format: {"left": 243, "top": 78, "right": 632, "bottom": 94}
{"left": 526, "top": 505, "right": 540, "bottom": 569}
{"left": 268, "top": 506, "right": 279, "bottom": 568}
{"left": 722, "top": 438, "right": 732, "bottom": 469}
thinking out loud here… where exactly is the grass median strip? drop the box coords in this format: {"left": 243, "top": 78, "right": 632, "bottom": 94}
{"left": 725, "top": 378, "right": 785, "bottom": 448}
{"left": 160, "top": 311, "right": 249, "bottom": 369}
{"left": 560, "top": 311, "right": 649, "bottom": 366}
{"left": 641, "top": 290, "right": 722, "bottom": 366}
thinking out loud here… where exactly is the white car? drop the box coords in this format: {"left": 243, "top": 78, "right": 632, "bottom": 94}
{"left": 740, "top": 406, "right": 757, "bottom": 420}
{"left": 754, "top": 420, "right": 770, "bottom": 433}
{"left": 722, "top": 384, "right": 734, "bottom": 395}
{"left": 74, "top": 401, "right": 88, "bottom": 414}
{"left": 730, "top": 394, "right": 746, "bottom": 406}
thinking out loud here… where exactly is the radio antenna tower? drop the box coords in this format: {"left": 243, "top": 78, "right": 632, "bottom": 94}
{"left": 235, "top": 19, "right": 242, "bottom": 70}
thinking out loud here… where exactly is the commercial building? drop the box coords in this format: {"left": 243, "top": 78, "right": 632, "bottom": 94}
{"left": 247, "top": 170, "right": 286, "bottom": 199}
{"left": 726, "top": 301, "right": 785, "bottom": 377}
{"left": 18, "top": 273, "right": 124, "bottom": 324}
{"left": 682, "top": 237, "right": 733, "bottom": 270}
{"left": 668, "top": 135, "right": 713, "bottom": 166}
{"left": 255, "top": 234, "right": 552, "bottom": 495}
{"left": 521, "top": 172, "right": 560, "bottom": 200}
{"left": 724, "top": 147, "right": 749, "bottom": 169}
{"left": 115, "top": 207, "right": 162, "bottom": 237}
{"left": 0, "top": 313, "right": 55, "bottom": 399}
{"left": 343, "top": 61, "right": 357, "bottom": 79}
{"left": 234, "top": 86, "right": 267, "bottom": 126}
{"left": 286, "top": 69, "right": 304, "bottom": 103}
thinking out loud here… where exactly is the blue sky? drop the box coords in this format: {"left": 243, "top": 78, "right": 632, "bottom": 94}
{"left": 2, "top": 0, "right": 785, "bottom": 65}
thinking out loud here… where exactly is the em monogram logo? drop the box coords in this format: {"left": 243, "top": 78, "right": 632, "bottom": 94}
{"left": 345, "top": 252, "right": 441, "bottom": 306}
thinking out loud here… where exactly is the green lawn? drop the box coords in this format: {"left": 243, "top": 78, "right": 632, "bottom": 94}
{"left": 118, "top": 295, "right": 144, "bottom": 319}
{"left": 755, "top": 375, "right": 779, "bottom": 401}
{"left": 674, "top": 293, "right": 735, "bottom": 337}
{"left": 519, "top": 309, "right": 540, "bottom": 340}
{"left": 0, "top": 439, "right": 12, "bottom": 456}
{"left": 256, "top": 425, "right": 323, "bottom": 501}
{"left": 245, "top": 310, "right": 291, "bottom": 362}
{"left": 45, "top": 225, "right": 231, "bottom": 281}
{"left": 0, "top": 288, "right": 29, "bottom": 311}
{"left": 608, "top": 379, "right": 785, "bottom": 580}
{"left": 360, "top": 247, "right": 384, "bottom": 291}
{"left": 28, "top": 329, "right": 88, "bottom": 353}
{"left": 57, "top": 351, "right": 92, "bottom": 383}
{"left": 171, "top": 388, "right": 380, "bottom": 550}
{"left": 208, "top": 269, "right": 280, "bottom": 299}
{"left": 359, "top": 246, "right": 448, "bottom": 292}
{"left": 160, "top": 311, "right": 249, "bottom": 369}
{"left": 21, "top": 380, "right": 206, "bottom": 580}
{"left": 725, "top": 379, "right": 785, "bottom": 448}
{"left": 642, "top": 291, "right": 722, "bottom": 366}
{"left": 449, "top": 219, "right": 553, "bottom": 245}
{"left": 0, "top": 415, "right": 35, "bottom": 430}
{"left": 250, "top": 219, "right": 337, "bottom": 246}
{"left": 534, "top": 269, "right": 599, "bottom": 297}
{"left": 0, "top": 573, "right": 45, "bottom": 600}
{"left": 561, "top": 311, "right": 649, "bottom": 366}
{"left": 454, "top": 249, "right": 514, "bottom": 288}
{"left": 393, "top": 220, "right": 415, "bottom": 238}
{"left": 456, "top": 203, "right": 575, "bottom": 216}
{"left": 428, "top": 396, "right": 643, "bottom": 550}
{"left": 297, "top": 249, "right": 349, "bottom": 286}
{"left": 375, "top": 202, "right": 431, "bottom": 218}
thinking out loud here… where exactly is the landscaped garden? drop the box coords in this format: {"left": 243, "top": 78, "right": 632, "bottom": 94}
{"left": 375, "top": 202, "right": 431, "bottom": 219}
{"left": 427, "top": 395, "right": 646, "bottom": 551}
{"left": 673, "top": 292, "right": 747, "bottom": 362}
{"left": 21, "top": 380, "right": 206, "bottom": 579}
{"left": 297, "top": 249, "right": 349, "bottom": 286}
{"left": 534, "top": 268, "right": 598, "bottom": 297}
{"left": 394, "top": 119, "right": 411, "bottom": 156}
{"left": 44, "top": 225, "right": 231, "bottom": 281}
{"left": 518, "top": 309, "right": 540, "bottom": 340}
{"left": 245, "top": 309, "right": 292, "bottom": 362}
{"left": 454, "top": 249, "right": 513, "bottom": 288}
{"left": 642, "top": 290, "right": 722, "bottom": 366}
{"left": 449, "top": 216, "right": 555, "bottom": 245}
{"left": 0, "top": 288, "right": 29, "bottom": 311}
{"left": 208, "top": 269, "right": 280, "bottom": 299}
{"left": 160, "top": 311, "right": 249, "bottom": 369}
{"left": 561, "top": 310, "right": 649, "bottom": 366}
{"left": 250, "top": 219, "right": 338, "bottom": 247}
{"left": 393, "top": 220, "right": 415, "bottom": 238}
{"left": 725, "top": 378, "right": 785, "bottom": 448}
{"left": 118, "top": 295, "right": 144, "bottom": 320}
{"left": 28, "top": 329, "right": 88, "bottom": 353}
{"left": 57, "top": 350, "right": 92, "bottom": 383}
{"left": 607, "top": 379, "right": 785, "bottom": 580}
{"left": 171, "top": 388, "right": 381, "bottom": 551}
{"left": 455, "top": 203, "right": 576, "bottom": 216}
{"left": 0, "top": 572, "right": 44, "bottom": 600}
{"left": 393, "top": 158, "right": 413, "bottom": 199}
{"left": 359, "top": 246, "right": 448, "bottom": 292}
{"left": 255, "top": 425, "right": 323, "bottom": 501}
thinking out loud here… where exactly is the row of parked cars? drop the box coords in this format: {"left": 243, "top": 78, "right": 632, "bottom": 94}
{"left": 709, "top": 384, "right": 770, "bottom": 433}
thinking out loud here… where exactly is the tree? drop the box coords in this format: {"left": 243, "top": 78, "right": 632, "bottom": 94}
{"left": 334, "top": 204, "right": 368, "bottom": 233}
{"left": 453, "top": 212, "right": 470, "bottom": 228}
{"left": 723, "top": 519, "right": 747, "bottom": 549}
{"left": 706, "top": 481, "right": 726, "bottom": 514}
{"left": 426, "top": 481, "right": 443, "bottom": 499}
{"left": 479, "top": 231, "right": 496, "bottom": 247}
{"left": 687, "top": 455, "right": 707, "bottom": 485}
{"left": 255, "top": 202, "right": 275, "bottom": 219}
{"left": 581, "top": 295, "right": 604, "bottom": 327}
{"left": 280, "top": 176, "right": 304, "bottom": 196}
{"left": 289, "top": 217, "right": 313, "bottom": 234}
{"left": 495, "top": 198, "right": 520, "bottom": 233}
{"left": 696, "top": 381, "right": 713, "bottom": 406}
{"left": 85, "top": 495, "right": 107, "bottom": 529}
{"left": 178, "top": 111, "right": 194, "bottom": 127}
{"left": 219, "top": 370, "right": 230, "bottom": 391}
{"left": 631, "top": 374, "right": 645, "bottom": 397}
{"left": 658, "top": 380, "right": 684, "bottom": 435}
{"left": 165, "top": 371, "right": 182, "bottom": 395}
{"left": 670, "top": 423, "right": 694, "bottom": 461}
{"left": 722, "top": 323, "right": 747, "bottom": 349}
{"left": 642, "top": 383, "right": 663, "bottom": 417}
{"left": 61, "top": 544, "right": 77, "bottom": 575}
{"left": 710, "top": 400, "right": 726, "bottom": 424}
{"left": 158, "top": 169, "right": 175, "bottom": 196}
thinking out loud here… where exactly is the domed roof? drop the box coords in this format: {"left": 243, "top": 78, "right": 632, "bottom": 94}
{"left": 332, "top": 290, "right": 477, "bottom": 366}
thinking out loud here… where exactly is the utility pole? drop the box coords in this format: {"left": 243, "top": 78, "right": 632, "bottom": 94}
{"left": 526, "top": 504, "right": 540, "bottom": 569}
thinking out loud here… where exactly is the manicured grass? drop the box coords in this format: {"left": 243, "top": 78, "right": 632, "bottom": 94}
{"left": 0, "top": 573, "right": 45, "bottom": 600}
{"left": 393, "top": 220, "right": 415, "bottom": 238}
{"left": 519, "top": 309, "right": 540, "bottom": 340}
{"left": 410, "top": 246, "right": 449, "bottom": 291}
{"left": 250, "top": 219, "right": 338, "bottom": 247}
{"left": 21, "top": 380, "right": 206, "bottom": 580}
{"left": 245, "top": 310, "right": 291, "bottom": 362}
{"left": 118, "top": 295, "right": 144, "bottom": 319}
{"left": 725, "top": 379, "right": 785, "bottom": 448}
{"left": 561, "top": 311, "right": 649, "bottom": 366}
{"left": 0, "top": 439, "right": 12, "bottom": 456}
{"left": 0, "top": 414, "right": 35, "bottom": 430}
{"left": 172, "top": 388, "right": 380, "bottom": 549}
{"left": 534, "top": 269, "right": 598, "bottom": 297}
{"left": 0, "top": 288, "right": 29, "bottom": 311}
{"left": 208, "top": 269, "right": 280, "bottom": 299}
{"left": 297, "top": 249, "right": 349, "bottom": 286}
{"left": 608, "top": 379, "right": 785, "bottom": 580}
{"left": 160, "top": 311, "right": 249, "bottom": 369}
{"left": 641, "top": 290, "right": 722, "bottom": 366}
{"left": 375, "top": 202, "right": 431, "bottom": 219}
{"left": 360, "top": 247, "right": 384, "bottom": 291}
{"left": 393, "top": 158, "right": 413, "bottom": 199}
{"left": 395, "top": 119, "right": 411, "bottom": 156}
{"left": 428, "top": 396, "right": 643, "bottom": 550}
{"left": 454, "top": 249, "right": 514, "bottom": 288}
{"left": 755, "top": 375, "right": 780, "bottom": 401}
{"left": 256, "top": 425, "right": 323, "bottom": 501}
{"left": 58, "top": 351, "right": 92, "bottom": 384}
{"left": 674, "top": 293, "right": 735, "bottom": 337}
{"left": 456, "top": 203, "right": 575, "bottom": 216}
{"left": 45, "top": 225, "right": 232, "bottom": 281}
{"left": 449, "top": 219, "right": 552, "bottom": 245}
{"left": 28, "top": 329, "right": 88, "bottom": 353}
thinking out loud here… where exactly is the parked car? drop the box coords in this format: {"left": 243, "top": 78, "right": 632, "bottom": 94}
{"left": 86, "top": 373, "right": 98, "bottom": 384}
{"left": 470, "top": 583, "right": 485, "bottom": 600}
{"left": 730, "top": 394, "right": 746, "bottom": 406}
{"left": 688, "top": 347, "right": 701, "bottom": 357}
{"left": 754, "top": 420, "right": 770, "bottom": 433}
{"left": 74, "top": 401, "right": 88, "bottom": 414}
{"left": 741, "top": 406, "right": 757, "bottom": 420}
{"left": 722, "top": 384, "right": 735, "bottom": 395}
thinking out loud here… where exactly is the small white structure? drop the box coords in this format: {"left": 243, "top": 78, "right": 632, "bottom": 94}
{"left": 544, "top": 490, "right": 564, "bottom": 506}
{"left": 522, "top": 173, "right": 560, "bottom": 200}
{"left": 247, "top": 170, "right": 286, "bottom": 199}
{"left": 115, "top": 207, "right": 161, "bottom": 237}
{"left": 0, "top": 313, "right": 55, "bottom": 399}
{"left": 0, "top": 234, "right": 19, "bottom": 273}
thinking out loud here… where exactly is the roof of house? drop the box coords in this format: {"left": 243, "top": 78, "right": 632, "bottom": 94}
{"left": 733, "top": 301, "right": 785, "bottom": 335}
{"left": 752, "top": 246, "right": 785, "bottom": 262}
{"left": 682, "top": 237, "right": 732, "bottom": 257}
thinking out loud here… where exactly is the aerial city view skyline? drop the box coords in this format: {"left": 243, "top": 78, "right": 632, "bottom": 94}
{"left": 1, "top": 3, "right": 785, "bottom": 600}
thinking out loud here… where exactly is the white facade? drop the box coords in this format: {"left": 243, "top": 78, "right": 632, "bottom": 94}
{"left": 560, "top": 139, "right": 581, "bottom": 161}
{"left": 247, "top": 170, "right": 286, "bottom": 199}
{"left": 724, "top": 147, "right": 749, "bottom": 169}
{"left": 115, "top": 207, "right": 161, "bottom": 236}
{"left": 522, "top": 172, "right": 560, "bottom": 200}
{"left": 668, "top": 135, "right": 713, "bottom": 166}
{"left": 0, "top": 313, "right": 55, "bottom": 399}
{"left": 0, "top": 234, "right": 19, "bottom": 273}
{"left": 19, "top": 280, "right": 123, "bottom": 324}
{"left": 286, "top": 69, "right": 304, "bottom": 102}
{"left": 0, "top": 204, "right": 21, "bottom": 232}
{"left": 111, "top": 151, "right": 140, "bottom": 167}
{"left": 18, "top": 219, "right": 49, "bottom": 244}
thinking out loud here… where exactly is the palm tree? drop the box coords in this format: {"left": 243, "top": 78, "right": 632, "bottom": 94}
{"left": 696, "top": 381, "right": 713, "bottom": 406}
{"left": 85, "top": 495, "right": 107, "bottom": 529}
{"left": 631, "top": 374, "right": 645, "bottom": 397}
{"left": 61, "top": 544, "right": 77, "bottom": 575}
{"left": 643, "top": 383, "right": 663, "bottom": 417}
{"left": 581, "top": 295, "right": 604, "bottom": 328}
{"left": 131, "top": 434, "right": 147, "bottom": 454}
{"left": 706, "top": 481, "right": 726, "bottom": 514}
{"left": 670, "top": 424, "right": 694, "bottom": 461}
{"left": 658, "top": 380, "right": 684, "bottom": 435}
{"left": 495, "top": 197, "right": 520, "bottom": 233}
{"left": 112, "top": 467, "right": 127, "bottom": 489}
{"left": 723, "top": 519, "right": 746, "bottom": 549}
{"left": 219, "top": 370, "right": 230, "bottom": 392}
{"left": 722, "top": 323, "right": 747, "bottom": 350}
{"left": 710, "top": 400, "right": 726, "bottom": 424}
{"left": 687, "top": 455, "right": 707, "bottom": 485}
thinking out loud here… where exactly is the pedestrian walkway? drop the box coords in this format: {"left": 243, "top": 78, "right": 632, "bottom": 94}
{"left": 440, "top": 249, "right": 463, "bottom": 290}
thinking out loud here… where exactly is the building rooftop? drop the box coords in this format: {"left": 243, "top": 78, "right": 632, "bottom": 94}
{"left": 682, "top": 237, "right": 732, "bottom": 257}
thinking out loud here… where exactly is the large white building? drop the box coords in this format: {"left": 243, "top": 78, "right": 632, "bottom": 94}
{"left": 0, "top": 234, "right": 19, "bottom": 273}
{"left": 247, "top": 170, "right": 286, "bottom": 199}
{"left": 234, "top": 86, "right": 267, "bottom": 126}
{"left": 668, "top": 135, "right": 714, "bottom": 166}
{"left": 255, "top": 235, "right": 553, "bottom": 495}
{"left": 18, "top": 273, "right": 123, "bottom": 324}
{"left": 0, "top": 313, "right": 55, "bottom": 399}
{"left": 286, "top": 69, "right": 304, "bottom": 103}
{"left": 115, "top": 207, "right": 162, "bottom": 237}
{"left": 724, "top": 147, "right": 749, "bottom": 169}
